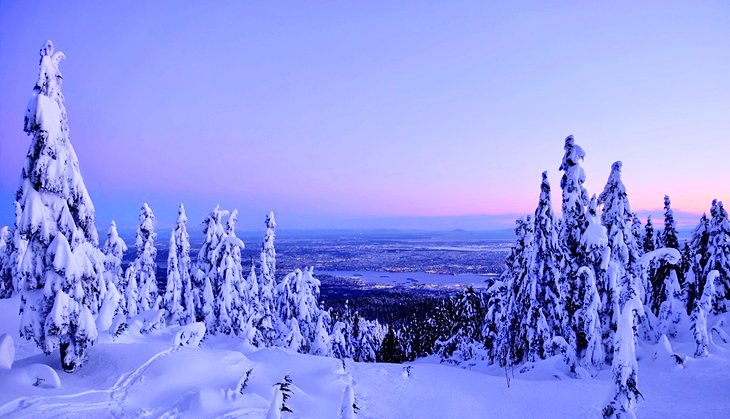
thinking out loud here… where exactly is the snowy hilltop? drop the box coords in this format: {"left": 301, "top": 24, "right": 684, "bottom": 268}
{"left": 1, "top": 41, "right": 730, "bottom": 419}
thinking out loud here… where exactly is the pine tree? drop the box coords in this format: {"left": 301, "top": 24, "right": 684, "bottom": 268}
{"left": 257, "top": 212, "right": 278, "bottom": 345}
{"left": 705, "top": 200, "right": 730, "bottom": 312}
{"left": 656, "top": 269, "right": 684, "bottom": 339}
{"left": 129, "top": 203, "right": 158, "bottom": 312}
{"left": 172, "top": 204, "right": 195, "bottom": 325}
{"left": 0, "top": 226, "right": 12, "bottom": 298}
{"left": 603, "top": 298, "right": 643, "bottom": 418}
{"left": 598, "top": 161, "right": 642, "bottom": 361}
{"left": 378, "top": 325, "right": 404, "bottom": 363}
{"left": 163, "top": 231, "right": 184, "bottom": 325}
{"left": 643, "top": 216, "right": 656, "bottom": 253}
{"left": 519, "top": 172, "right": 562, "bottom": 362}
{"left": 194, "top": 206, "right": 227, "bottom": 320}
{"left": 215, "top": 209, "right": 246, "bottom": 335}
{"left": 691, "top": 270, "right": 718, "bottom": 357}
{"left": 311, "top": 309, "right": 332, "bottom": 356}
{"left": 435, "top": 286, "right": 486, "bottom": 365}
{"left": 660, "top": 195, "right": 680, "bottom": 250}
{"left": 497, "top": 215, "right": 534, "bottom": 366}
{"left": 631, "top": 213, "right": 643, "bottom": 253}
{"left": 572, "top": 266, "right": 604, "bottom": 370}
{"left": 557, "top": 136, "right": 589, "bottom": 353}
{"left": 101, "top": 221, "right": 128, "bottom": 333}
{"left": 0, "top": 203, "right": 25, "bottom": 298}
{"left": 15, "top": 41, "right": 102, "bottom": 372}
{"left": 684, "top": 214, "right": 711, "bottom": 314}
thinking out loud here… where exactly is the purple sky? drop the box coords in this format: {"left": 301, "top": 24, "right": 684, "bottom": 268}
{"left": 1, "top": 1, "right": 728, "bottom": 230}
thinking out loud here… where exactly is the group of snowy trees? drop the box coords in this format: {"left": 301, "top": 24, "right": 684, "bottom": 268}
{"left": 423, "top": 136, "right": 729, "bottom": 417}
{"left": 0, "top": 41, "right": 386, "bottom": 372}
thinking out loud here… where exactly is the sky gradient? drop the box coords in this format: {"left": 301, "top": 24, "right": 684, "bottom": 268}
{"left": 1, "top": 1, "right": 728, "bottom": 230}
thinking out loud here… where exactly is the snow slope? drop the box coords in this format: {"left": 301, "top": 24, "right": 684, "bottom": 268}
{"left": 0, "top": 296, "right": 728, "bottom": 418}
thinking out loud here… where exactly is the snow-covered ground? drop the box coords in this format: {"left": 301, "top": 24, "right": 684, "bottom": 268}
{"left": 320, "top": 271, "right": 496, "bottom": 290}
{"left": 1, "top": 296, "right": 729, "bottom": 418}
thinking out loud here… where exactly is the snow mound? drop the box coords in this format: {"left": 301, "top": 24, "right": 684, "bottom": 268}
{"left": 173, "top": 322, "right": 206, "bottom": 347}
{"left": 25, "top": 364, "right": 61, "bottom": 389}
{"left": 0, "top": 334, "right": 15, "bottom": 369}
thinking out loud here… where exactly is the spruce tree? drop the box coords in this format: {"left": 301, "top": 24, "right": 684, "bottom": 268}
{"left": 497, "top": 215, "right": 534, "bottom": 366}
{"left": 685, "top": 214, "right": 710, "bottom": 313}
{"left": 603, "top": 298, "right": 643, "bottom": 418}
{"left": 705, "top": 200, "right": 730, "bottom": 312}
{"left": 173, "top": 204, "right": 195, "bottom": 325}
{"left": 215, "top": 209, "right": 246, "bottom": 335}
{"left": 660, "top": 195, "right": 680, "bottom": 250}
{"left": 435, "top": 286, "right": 486, "bottom": 365}
{"left": 691, "top": 270, "right": 718, "bottom": 357}
{"left": 643, "top": 216, "right": 656, "bottom": 253}
{"left": 257, "top": 212, "right": 279, "bottom": 345}
{"left": 0, "top": 226, "right": 10, "bottom": 298}
{"left": 598, "top": 161, "right": 642, "bottom": 361}
{"left": 15, "top": 41, "right": 102, "bottom": 372}
{"left": 520, "top": 172, "right": 562, "bottom": 361}
{"left": 163, "top": 230, "right": 184, "bottom": 325}
{"left": 129, "top": 203, "right": 158, "bottom": 312}
{"left": 194, "top": 205, "right": 227, "bottom": 320}
{"left": 631, "top": 213, "right": 643, "bottom": 253}
{"left": 557, "top": 136, "right": 589, "bottom": 351}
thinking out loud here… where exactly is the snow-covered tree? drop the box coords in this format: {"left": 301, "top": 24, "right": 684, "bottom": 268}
{"left": 277, "top": 267, "right": 321, "bottom": 351}
{"left": 642, "top": 216, "right": 656, "bottom": 254}
{"left": 311, "top": 309, "right": 332, "bottom": 357}
{"left": 331, "top": 321, "right": 351, "bottom": 359}
{"left": 215, "top": 209, "right": 246, "bottom": 335}
{"left": 519, "top": 172, "right": 562, "bottom": 362}
{"left": 603, "top": 298, "right": 643, "bottom": 418}
{"left": 128, "top": 203, "right": 158, "bottom": 312}
{"left": 194, "top": 206, "right": 227, "bottom": 320}
{"left": 558, "top": 136, "right": 589, "bottom": 347}
{"left": 598, "top": 162, "right": 643, "bottom": 360}
{"left": 435, "top": 286, "right": 486, "bottom": 365}
{"left": 258, "top": 211, "right": 278, "bottom": 345}
{"left": 656, "top": 269, "right": 684, "bottom": 339}
{"left": 574, "top": 267, "right": 604, "bottom": 371}
{"left": 163, "top": 230, "right": 184, "bottom": 325}
{"left": 102, "top": 221, "right": 127, "bottom": 297}
{"left": 705, "top": 200, "right": 730, "bottom": 312}
{"left": 497, "top": 215, "right": 534, "bottom": 366}
{"left": 0, "top": 226, "right": 11, "bottom": 298}
{"left": 15, "top": 41, "right": 103, "bottom": 371}
{"left": 167, "top": 204, "right": 194, "bottom": 325}
{"left": 685, "top": 214, "right": 710, "bottom": 313}
{"left": 631, "top": 214, "right": 643, "bottom": 253}
{"left": 691, "top": 270, "right": 718, "bottom": 357}
{"left": 660, "top": 195, "right": 680, "bottom": 250}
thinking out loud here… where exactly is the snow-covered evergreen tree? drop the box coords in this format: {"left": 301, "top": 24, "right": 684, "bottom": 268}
{"left": 128, "top": 203, "right": 158, "bottom": 312}
{"left": 169, "top": 204, "right": 194, "bottom": 325}
{"left": 691, "top": 270, "right": 718, "bottom": 357}
{"left": 311, "top": 309, "right": 332, "bottom": 356}
{"left": 684, "top": 213, "right": 710, "bottom": 314}
{"left": 497, "top": 215, "right": 534, "bottom": 366}
{"left": 102, "top": 221, "right": 127, "bottom": 296}
{"left": 257, "top": 212, "right": 279, "bottom": 346}
{"left": 705, "top": 200, "right": 730, "bottom": 312}
{"left": 642, "top": 216, "right": 656, "bottom": 254}
{"left": 435, "top": 286, "right": 486, "bottom": 365}
{"left": 631, "top": 214, "right": 643, "bottom": 253}
{"left": 194, "top": 206, "right": 227, "bottom": 320}
{"left": 656, "top": 269, "right": 684, "bottom": 339}
{"left": 604, "top": 298, "right": 643, "bottom": 418}
{"left": 215, "top": 209, "right": 246, "bottom": 335}
{"left": 574, "top": 266, "right": 604, "bottom": 371}
{"left": 101, "top": 221, "right": 127, "bottom": 333}
{"left": 0, "top": 226, "right": 11, "bottom": 298}
{"left": 15, "top": 41, "right": 102, "bottom": 371}
{"left": 163, "top": 230, "right": 184, "bottom": 325}
{"left": 598, "top": 162, "right": 642, "bottom": 360}
{"left": 519, "top": 172, "right": 562, "bottom": 362}
{"left": 660, "top": 195, "right": 680, "bottom": 250}
{"left": 558, "top": 136, "right": 589, "bottom": 349}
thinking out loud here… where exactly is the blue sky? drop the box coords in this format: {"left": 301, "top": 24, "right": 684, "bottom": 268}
{"left": 1, "top": 1, "right": 728, "bottom": 230}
